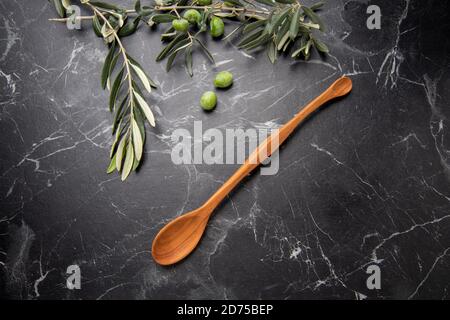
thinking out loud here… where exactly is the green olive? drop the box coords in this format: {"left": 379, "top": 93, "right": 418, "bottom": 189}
{"left": 200, "top": 91, "right": 217, "bottom": 110}
{"left": 183, "top": 9, "right": 201, "bottom": 24}
{"left": 223, "top": 2, "right": 235, "bottom": 7}
{"left": 213, "top": 71, "right": 233, "bottom": 89}
{"left": 172, "top": 18, "right": 189, "bottom": 32}
{"left": 209, "top": 17, "right": 225, "bottom": 38}
{"left": 197, "top": 0, "right": 212, "bottom": 5}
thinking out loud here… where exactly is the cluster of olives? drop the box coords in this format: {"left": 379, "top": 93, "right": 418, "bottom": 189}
{"left": 200, "top": 71, "right": 233, "bottom": 111}
{"left": 171, "top": 5, "right": 225, "bottom": 38}
{"left": 168, "top": 4, "right": 231, "bottom": 111}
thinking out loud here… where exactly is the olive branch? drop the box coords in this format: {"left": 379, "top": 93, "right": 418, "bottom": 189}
{"left": 49, "top": 0, "right": 328, "bottom": 180}
{"left": 85, "top": 1, "right": 157, "bottom": 180}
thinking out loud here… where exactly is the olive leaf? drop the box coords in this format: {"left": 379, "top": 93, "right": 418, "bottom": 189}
{"left": 132, "top": 118, "right": 143, "bottom": 161}
{"left": 238, "top": 29, "right": 264, "bottom": 48}
{"left": 112, "top": 96, "right": 127, "bottom": 133}
{"left": 121, "top": 142, "right": 134, "bottom": 180}
{"left": 61, "top": 0, "right": 71, "bottom": 9}
{"left": 134, "top": 0, "right": 153, "bottom": 17}
{"left": 166, "top": 40, "right": 192, "bottom": 72}
{"left": 166, "top": 49, "right": 179, "bottom": 72}
{"left": 130, "top": 63, "right": 152, "bottom": 93}
{"left": 115, "top": 137, "right": 127, "bottom": 171}
{"left": 107, "top": 154, "right": 117, "bottom": 173}
{"left": 310, "top": 1, "right": 325, "bottom": 11}
{"left": 101, "top": 42, "right": 116, "bottom": 89}
{"left": 274, "top": 0, "right": 296, "bottom": 4}
{"left": 185, "top": 46, "right": 193, "bottom": 77}
{"left": 267, "top": 40, "right": 277, "bottom": 63}
{"left": 109, "top": 67, "right": 124, "bottom": 111}
{"left": 161, "top": 27, "right": 177, "bottom": 41}
{"left": 198, "top": 7, "right": 213, "bottom": 31}
{"left": 92, "top": 14, "right": 103, "bottom": 37}
{"left": 118, "top": 18, "right": 139, "bottom": 37}
{"left": 289, "top": 8, "right": 300, "bottom": 40}
{"left": 239, "top": 30, "right": 270, "bottom": 51}
{"left": 157, "top": 33, "right": 188, "bottom": 61}
{"left": 223, "top": 24, "right": 244, "bottom": 40}
{"left": 275, "top": 12, "right": 292, "bottom": 48}
{"left": 243, "top": 19, "right": 266, "bottom": 34}
{"left": 127, "top": 54, "right": 157, "bottom": 89}
{"left": 51, "top": 0, "right": 66, "bottom": 18}
{"left": 151, "top": 14, "right": 178, "bottom": 23}
{"left": 302, "top": 6, "right": 325, "bottom": 31}
{"left": 134, "top": 0, "right": 141, "bottom": 13}
{"left": 270, "top": 7, "right": 291, "bottom": 32}
{"left": 134, "top": 90, "right": 155, "bottom": 127}
{"left": 195, "top": 38, "right": 215, "bottom": 64}
{"left": 312, "top": 37, "right": 329, "bottom": 53}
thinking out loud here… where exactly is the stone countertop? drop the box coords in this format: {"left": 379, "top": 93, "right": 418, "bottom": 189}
{"left": 1, "top": 0, "right": 450, "bottom": 299}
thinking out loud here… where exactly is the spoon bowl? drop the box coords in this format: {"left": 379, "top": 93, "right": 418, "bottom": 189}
{"left": 152, "top": 77, "right": 353, "bottom": 266}
{"left": 152, "top": 207, "right": 211, "bottom": 265}
{"left": 328, "top": 76, "right": 352, "bottom": 97}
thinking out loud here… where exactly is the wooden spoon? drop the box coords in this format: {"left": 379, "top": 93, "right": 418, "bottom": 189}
{"left": 152, "top": 76, "right": 353, "bottom": 266}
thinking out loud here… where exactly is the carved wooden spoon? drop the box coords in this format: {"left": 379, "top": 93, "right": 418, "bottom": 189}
{"left": 152, "top": 76, "right": 353, "bottom": 266}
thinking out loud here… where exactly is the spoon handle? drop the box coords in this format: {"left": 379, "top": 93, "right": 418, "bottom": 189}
{"left": 203, "top": 78, "right": 346, "bottom": 212}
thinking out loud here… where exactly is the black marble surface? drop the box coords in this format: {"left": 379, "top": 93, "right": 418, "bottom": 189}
{"left": 1, "top": 0, "right": 450, "bottom": 300}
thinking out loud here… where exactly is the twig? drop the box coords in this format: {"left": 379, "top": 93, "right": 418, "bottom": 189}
{"left": 48, "top": 3, "right": 271, "bottom": 22}
{"left": 49, "top": 15, "right": 94, "bottom": 21}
